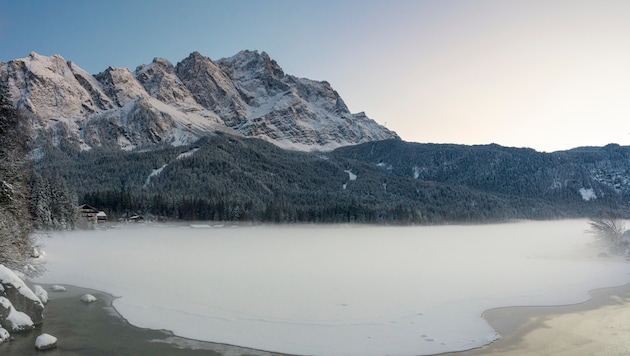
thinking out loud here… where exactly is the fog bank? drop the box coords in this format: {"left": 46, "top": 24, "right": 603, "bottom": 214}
{"left": 34, "top": 220, "right": 630, "bottom": 355}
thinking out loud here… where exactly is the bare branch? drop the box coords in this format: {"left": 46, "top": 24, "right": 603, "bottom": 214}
{"left": 588, "top": 210, "right": 626, "bottom": 250}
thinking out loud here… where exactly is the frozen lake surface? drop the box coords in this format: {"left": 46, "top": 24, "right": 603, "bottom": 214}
{"left": 35, "top": 220, "right": 630, "bottom": 355}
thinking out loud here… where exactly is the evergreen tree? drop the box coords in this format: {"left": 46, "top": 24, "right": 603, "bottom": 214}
{"left": 49, "top": 172, "right": 77, "bottom": 229}
{"left": 0, "top": 80, "right": 40, "bottom": 275}
{"left": 31, "top": 172, "right": 53, "bottom": 229}
{"left": 31, "top": 171, "right": 77, "bottom": 230}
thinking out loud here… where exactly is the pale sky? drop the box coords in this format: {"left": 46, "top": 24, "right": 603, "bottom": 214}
{"left": 1, "top": 0, "right": 629, "bottom": 152}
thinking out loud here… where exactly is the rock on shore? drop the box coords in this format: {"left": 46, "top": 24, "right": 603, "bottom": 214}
{"left": 80, "top": 294, "right": 97, "bottom": 303}
{"left": 35, "top": 333, "right": 57, "bottom": 350}
{"left": 0, "top": 327, "right": 11, "bottom": 343}
{"left": 0, "top": 296, "right": 35, "bottom": 332}
{"left": 0, "top": 265, "right": 44, "bottom": 331}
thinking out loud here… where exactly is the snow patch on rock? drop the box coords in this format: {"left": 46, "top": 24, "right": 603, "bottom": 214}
{"left": 0, "top": 265, "right": 41, "bottom": 304}
{"left": 35, "top": 333, "right": 58, "bottom": 350}
{"left": 0, "top": 296, "right": 34, "bottom": 332}
{"left": 50, "top": 285, "right": 66, "bottom": 292}
{"left": 0, "top": 327, "right": 10, "bottom": 343}
{"left": 33, "top": 285, "right": 48, "bottom": 304}
{"left": 80, "top": 294, "right": 97, "bottom": 303}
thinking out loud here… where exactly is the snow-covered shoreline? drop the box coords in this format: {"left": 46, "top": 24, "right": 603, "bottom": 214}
{"left": 11, "top": 281, "right": 629, "bottom": 356}
{"left": 33, "top": 221, "right": 630, "bottom": 355}
{"left": 451, "top": 282, "right": 630, "bottom": 355}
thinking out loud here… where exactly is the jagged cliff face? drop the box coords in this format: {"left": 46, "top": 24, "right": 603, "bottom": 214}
{"left": 94, "top": 66, "right": 149, "bottom": 106}
{"left": 3, "top": 53, "right": 101, "bottom": 120}
{"left": 215, "top": 50, "right": 392, "bottom": 148}
{"left": 1, "top": 52, "right": 225, "bottom": 150}
{"left": 0, "top": 50, "right": 397, "bottom": 151}
{"left": 135, "top": 57, "right": 200, "bottom": 109}
{"left": 176, "top": 52, "right": 248, "bottom": 126}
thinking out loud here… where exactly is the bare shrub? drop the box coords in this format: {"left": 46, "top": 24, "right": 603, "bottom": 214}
{"left": 588, "top": 210, "right": 626, "bottom": 251}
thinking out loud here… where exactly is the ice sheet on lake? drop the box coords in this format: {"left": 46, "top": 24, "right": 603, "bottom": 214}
{"left": 34, "top": 221, "right": 630, "bottom": 356}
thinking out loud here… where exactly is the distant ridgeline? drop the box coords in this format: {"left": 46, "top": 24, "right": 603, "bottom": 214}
{"left": 33, "top": 134, "right": 630, "bottom": 224}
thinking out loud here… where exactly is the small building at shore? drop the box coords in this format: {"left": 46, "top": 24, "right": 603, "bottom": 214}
{"left": 79, "top": 204, "right": 107, "bottom": 224}
{"left": 96, "top": 211, "right": 107, "bottom": 223}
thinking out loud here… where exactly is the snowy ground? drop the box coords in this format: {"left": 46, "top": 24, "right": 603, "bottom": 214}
{"left": 33, "top": 221, "right": 630, "bottom": 356}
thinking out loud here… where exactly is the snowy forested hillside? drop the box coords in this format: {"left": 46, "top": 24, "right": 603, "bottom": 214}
{"left": 33, "top": 133, "right": 630, "bottom": 224}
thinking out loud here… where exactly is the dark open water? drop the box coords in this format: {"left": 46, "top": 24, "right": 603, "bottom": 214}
{"left": 2, "top": 284, "right": 285, "bottom": 356}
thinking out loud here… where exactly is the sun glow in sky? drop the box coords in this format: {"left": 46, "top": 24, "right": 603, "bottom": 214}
{"left": 2, "top": 0, "right": 630, "bottom": 152}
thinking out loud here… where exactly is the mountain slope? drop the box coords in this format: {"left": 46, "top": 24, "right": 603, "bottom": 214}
{"left": 33, "top": 134, "right": 630, "bottom": 224}
{"left": 0, "top": 50, "right": 397, "bottom": 151}
{"left": 216, "top": 50, "right": 394, "bottom": 149}
{"left": 332, "top": 140, "right": 630, "bottom": 213}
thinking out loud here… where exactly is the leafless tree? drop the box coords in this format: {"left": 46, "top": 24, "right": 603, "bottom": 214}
{"left": 588, "top": 210, "right": 626, "bottom": 250}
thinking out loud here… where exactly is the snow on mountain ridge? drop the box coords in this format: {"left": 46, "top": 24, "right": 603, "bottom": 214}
{"left": 135, "top": 58, "right": 196, "bottom": 107}
{"left": 214, "top": 50, "right": 396, "bottom": 147}
{"left": 217, "top": 50, "right": 287, "bottom": 100}
{"left": 175, "top": 52, "right": 249, "bottom": 126}
{"left": 67, "top": 61, "right": 115, "bottom": 112}
{"left": 1, "top": 50, "right": 398, "bottom": 151}
{"left": 94, "top": 66, "right": 149, "bottom": 107}
{"left": 3, "top": 52, "right": 96, "bottom": 120}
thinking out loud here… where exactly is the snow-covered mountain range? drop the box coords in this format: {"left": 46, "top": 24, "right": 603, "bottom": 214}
{"left": 0, "top": 51, "right": 398, "bottom": 151}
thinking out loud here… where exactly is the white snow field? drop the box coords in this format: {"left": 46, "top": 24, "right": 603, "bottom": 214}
{"left": 34, "top": 220, "right": 630, "bottom": 356}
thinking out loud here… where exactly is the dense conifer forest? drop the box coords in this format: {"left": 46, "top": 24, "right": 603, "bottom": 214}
{"left": 32, "top": 132, "right": 630, "bottom": 225}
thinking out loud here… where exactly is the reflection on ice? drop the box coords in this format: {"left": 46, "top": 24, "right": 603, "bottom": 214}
{"left": 35, "top": 220, "right": 630, "bottom": 356}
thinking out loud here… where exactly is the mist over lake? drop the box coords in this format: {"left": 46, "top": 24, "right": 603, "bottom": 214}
{"left": 34, "top": 220, "right": 630, "bottom": 356}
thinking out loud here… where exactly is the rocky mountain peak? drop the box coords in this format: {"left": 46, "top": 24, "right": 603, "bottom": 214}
{"left": 94, "top": 66, "right": 148, "bottom": 107}
{"left": 175, "top": 52, "right": 248, "bottom": 125}
{"left": 67, "top": 60, "right": 115, "bottom": 112}
{"left": 134, "top": 57, "right": 199, "bottom": 108}
{"left": 27, "top": 52, "right": 67, "bottom": 73}
{"left": 1, "top": 50, "right": 398, "bottom": 152}
{"left": 220, "top": 50, "right": 285, "bottom": 80}
{"left": 135, "top": 57, "right": 176, "bottom": 77}
{"left": 216, "top": 50, "right": 289, "bottom": 107}
{"left": 1, "top": 52, "right": 98, "bottom": 119}
{"left": 150, "top": 57, "right": 173, "bottom": 67}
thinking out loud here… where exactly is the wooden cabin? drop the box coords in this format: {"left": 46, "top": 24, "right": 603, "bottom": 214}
{"left": 79, "top": 204, "right": 99, "bottom": 221}
{"left": 96, "top": 211, "right": 107, "bottom": 223}
{"left": 79, "top": 204, "right": 107, "bottom": 224}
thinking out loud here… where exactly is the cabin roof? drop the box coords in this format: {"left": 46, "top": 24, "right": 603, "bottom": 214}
{"left": 79, "top": 204, "right": 98, "bottom": 211}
